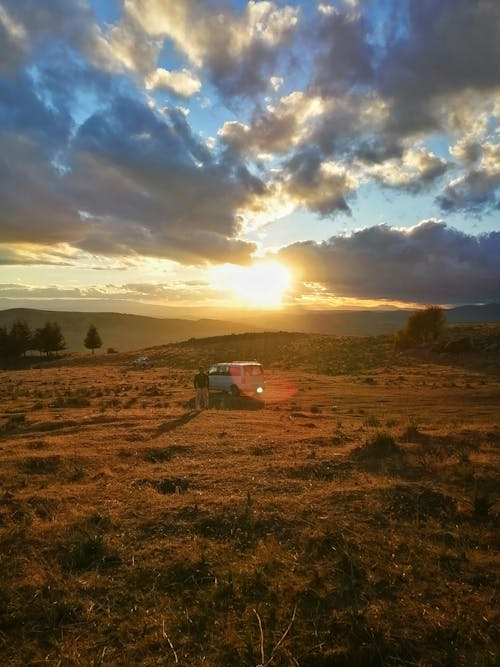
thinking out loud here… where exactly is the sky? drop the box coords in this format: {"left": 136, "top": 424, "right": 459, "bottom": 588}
{"left": 0, "top": 0, "right": 499, "bottom": 316}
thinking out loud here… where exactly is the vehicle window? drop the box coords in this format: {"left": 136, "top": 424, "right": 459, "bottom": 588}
{"left": 219, "top": 365, "right": 229, "bottom": 375}
{"left": 208, "top": 366, "right": 217, "bottom": 375}
{"left": 229, "top": 365, "right": 241, "bottom": 376}
{"left": 248, "top": 365, "right": 263, "bottom": 375}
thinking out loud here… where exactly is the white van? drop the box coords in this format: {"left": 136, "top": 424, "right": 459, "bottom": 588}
{"left": 208, "top": 362, "right": 264, "bottom": 397}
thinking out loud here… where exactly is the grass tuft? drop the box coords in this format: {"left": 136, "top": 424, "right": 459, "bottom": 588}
{"left": 354, "top": 431, "right": 400, "bottom": 459}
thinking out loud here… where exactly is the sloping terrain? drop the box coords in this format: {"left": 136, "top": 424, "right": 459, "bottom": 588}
{"left": 0, "top": 329, "right": 498, "bottom": 665}
{"left": 1, "top": 303, "right": 500, "bottom": 353}
{"left": 0, "top": 308, "right": 257, "bottom": 353}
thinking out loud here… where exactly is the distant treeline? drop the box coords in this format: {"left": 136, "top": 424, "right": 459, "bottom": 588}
{"left": 0, "top": 320, "right": 102, "bottom": 358}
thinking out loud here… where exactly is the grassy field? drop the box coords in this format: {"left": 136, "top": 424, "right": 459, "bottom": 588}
{"left": 0, "top": 328, "right": 499, "bottom": 665}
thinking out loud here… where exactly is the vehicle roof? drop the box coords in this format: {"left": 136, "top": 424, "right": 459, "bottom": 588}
{"left": 213, "top": 361, "right": 261, "bottom": 365}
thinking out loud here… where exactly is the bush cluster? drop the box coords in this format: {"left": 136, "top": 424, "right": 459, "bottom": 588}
{"left": 394, "top": 306, "right": 446, "bottom": 349}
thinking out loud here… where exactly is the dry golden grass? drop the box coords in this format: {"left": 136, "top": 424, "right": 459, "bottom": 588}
{"left": 0, "top": 329, "right": 499, "bottom": 666}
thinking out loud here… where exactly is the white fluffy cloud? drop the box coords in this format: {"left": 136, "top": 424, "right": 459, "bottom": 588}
{"left": 145, "top": 68, "right": 201, "bottom": 97}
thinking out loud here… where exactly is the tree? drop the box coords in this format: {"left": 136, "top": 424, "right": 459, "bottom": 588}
{"left": 84, "top": 324, "right": 102, "bottom": 355}
{"left": 0, "top": 321, "right": 33, "bottom": 358}
{"left": 9, "top": 320, "right": 33, "bottom": 357}
{"left": 0, "top": 326, "right": 9, "bottom": 358}
{"left": 33, "top": 321, "right": 66, "bottom": 356}
{"left": 395, "top": 306, "right": 446, "bottom": 349}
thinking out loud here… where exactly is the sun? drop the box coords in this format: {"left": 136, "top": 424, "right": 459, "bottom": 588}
{"left": 211, "top": 260, "right": 291, "bottom": 308}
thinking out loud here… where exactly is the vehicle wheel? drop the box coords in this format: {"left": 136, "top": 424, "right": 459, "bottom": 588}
{"left": 229, "top": 385, "right": 240, "bottom": 397}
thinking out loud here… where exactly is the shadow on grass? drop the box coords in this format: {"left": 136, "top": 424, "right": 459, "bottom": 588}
{"left": 152, "top": 410, "right": 200, "bottom": 438}
{"left": 185, "top": 394, "right": 265, "bottom": 411}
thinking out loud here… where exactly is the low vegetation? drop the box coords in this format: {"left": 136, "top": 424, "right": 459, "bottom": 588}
{"left": 0, "top": 329, "right": 498, "bottom": 665}
{"left": 394, "top": 306, "right": 446, "bottom": 349}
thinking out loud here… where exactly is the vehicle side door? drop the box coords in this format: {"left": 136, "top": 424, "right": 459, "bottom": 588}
{"left": 209, "top": 365, "right": 226, "bottom": 391}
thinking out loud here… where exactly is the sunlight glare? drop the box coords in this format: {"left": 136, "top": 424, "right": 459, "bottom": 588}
{"left": 211, "top": 261, "right": 291, "bottom": 308}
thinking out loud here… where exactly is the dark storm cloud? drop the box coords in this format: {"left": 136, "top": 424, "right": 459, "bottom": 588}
{"left": 278, "top": 221, "right": 500, "bottom": 304}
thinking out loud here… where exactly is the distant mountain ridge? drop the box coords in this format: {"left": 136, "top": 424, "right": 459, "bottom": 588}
{"left": 0, "top": 309, "right": 258, "bottom": 353}
{"left": 237, "top": 303, "right": 500, "bottom": 336}
{"left": 0, "top": 304, "right": 499, "bottom": 352}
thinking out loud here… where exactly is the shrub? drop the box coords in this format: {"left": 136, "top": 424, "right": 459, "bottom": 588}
{"left": 353, "top": 431, "right": 401, "bottom": 460}
{"left": 3, "top": 413, "right": 27, "bottom": 429}
{"left": 473, "top": 483, "right": 493, "bottom": 519}
{"left": 21, "top": 455, "right": 61, "bottom": 474}
{"left": 395, "top": 306, "right": 446, "bottom": 349}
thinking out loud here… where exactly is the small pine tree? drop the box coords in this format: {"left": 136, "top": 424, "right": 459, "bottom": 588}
{"left": 84, "top": 324, "right": 102, "bottom": 355}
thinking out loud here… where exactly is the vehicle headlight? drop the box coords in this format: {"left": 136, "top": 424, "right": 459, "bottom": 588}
{"left": 256, "top": 386, "right": 263, "bottom": 394}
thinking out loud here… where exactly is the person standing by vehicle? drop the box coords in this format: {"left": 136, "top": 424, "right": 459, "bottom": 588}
{"left": 194, "top": 366, "right": 209, "bottom": 410}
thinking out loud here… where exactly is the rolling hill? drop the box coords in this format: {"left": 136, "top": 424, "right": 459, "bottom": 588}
{"left": 0, "top": 309, "right": 258, "bottom": 353}
{"left": 237, "top": 303, "right": 500, "bottom": 335}
{"left": 0, "top": 303, "right": 499, "bottom": 353}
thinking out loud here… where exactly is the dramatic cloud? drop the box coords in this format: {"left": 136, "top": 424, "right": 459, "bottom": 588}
{"left": 122, "top": 0, "right": 299, "bottom": 98}
{"left": 278, "top": 222, "right": 500, "bottom": 304}
{"left": 0, "top": 83, "right": 261, "bottom": 264}
{"left": 367, "top": 147, "right": 448, "bottom": 193}
{"left": 220, "top": 91, "right": 325, "bottom": 157}
{"left": 438, "top": 143, "right": 500, "bottom": 213}
{"left": 379, "top": 0, "right": 500, "bottom": 102}
{"left": 306, "top": 0, "right": 500, "bottom": 207}
{"left": 313, "top": 3, "right": 374, "bottom": 91}
{"left": 0, "top": 0, "right": 498, "bottom": 307}
{"left": 280, "top": 148, "right": 358, "bottom": 215}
